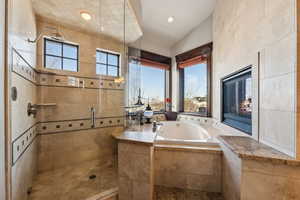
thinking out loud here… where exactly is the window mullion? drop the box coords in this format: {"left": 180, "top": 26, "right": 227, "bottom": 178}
{"left": 61, "top": 43, "right": 64, "bottom": 70}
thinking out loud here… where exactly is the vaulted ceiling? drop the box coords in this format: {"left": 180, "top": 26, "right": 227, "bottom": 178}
{"left": 140, "top": 0, "right": 216, "bottom": 48}
{"left": 32, "top": 0, "right": 216, "bottom": 47}
{"left": 31, "top": 0, "right": 143, "bottom": 43}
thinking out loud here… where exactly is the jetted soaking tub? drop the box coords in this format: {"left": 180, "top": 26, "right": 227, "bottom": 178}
{"left": 154, "top": 121, "right": 219, "bottom": 147}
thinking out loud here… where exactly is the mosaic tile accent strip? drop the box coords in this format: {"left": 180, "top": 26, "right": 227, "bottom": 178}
{"left": 178, "top": 114, "right": 213, "bottom": 125}
{"left": 38, "top": 117, "right": 124, "bottom": 134}
{"left": 38, "top": 74, "right": 125, "bottom": 90}
{"left": 12, "top": 124, "right": 39, "bottom": 164}
{"left": 95, "top": 117, "right": 124, "bottom": 128}
{"left": 12, "top": 50, "right": 38, "bottom": 84}
{"left": 12, "top": 49, "right": 124, "bottom": 90}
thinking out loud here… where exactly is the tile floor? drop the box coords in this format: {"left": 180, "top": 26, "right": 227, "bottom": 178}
{"left": 154, "top": 186, "right": 224, "bottom": 200}
{"left": 28, "top": 160, "right": 117, "bottom": 200}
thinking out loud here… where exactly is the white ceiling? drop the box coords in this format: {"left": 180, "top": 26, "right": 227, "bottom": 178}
{"left": 31, "top": 0, "right": 143, "bottom": 43}
{"left": 140, "top": 0, "right": 216, "bottom": 48}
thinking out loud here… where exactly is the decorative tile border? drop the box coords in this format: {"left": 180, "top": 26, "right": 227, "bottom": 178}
{"left": 38, "top": 116, "right": 125, "bottom": 135}
{"left": 12, "top": 117, "right": 125, "bottom": 165}
{"left": 178, "top": 114, "right": 214, "bottom": 125}
{"left": 12, "top": 50, "right": 39, "bottom": 84}
{"left": 12, "top": 48, "right": 125, "bottom": 90}
{"left": 12, "top": 124, "right": 39, "bottom": 165}
{"left": 38, "top": 74, "right": 125, "bottom": 90}
{"left": 95, "top": 117, "right": 125, "bottom": 128}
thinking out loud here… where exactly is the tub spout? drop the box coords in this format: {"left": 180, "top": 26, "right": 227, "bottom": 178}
{"left": 152, "top": 121, "right": 163, "bottom": 132}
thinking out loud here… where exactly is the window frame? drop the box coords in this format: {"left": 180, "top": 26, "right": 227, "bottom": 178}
{"left": 127, "top": 48, "right": 172, "bottom": 112}
{"left": 43, "top": 37, "right": 79, "bottom": 72}
{"left": 177, "top": 42, "right": 212, "bottom": 117}
{"left": 96, "top": 49, "right": 121, "bottom": 77}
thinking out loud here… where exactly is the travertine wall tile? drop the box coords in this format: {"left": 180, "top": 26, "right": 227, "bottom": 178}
{"left": 213, "top": 0, "right": 297, "bottom": 157}
{"left": 37, "top": 127, "right": 123, "bottom": 172}
{"left": 118, "top": 142, "right": 154, "bottom": 200}
{"left": 154, "top": 148, "right": 222, "bottom": 192}
{"left": 221, "top": 143, "right": 241, "bottom": 200}
{"left": 241, "top": 159, "right": 300, "bottom": 200}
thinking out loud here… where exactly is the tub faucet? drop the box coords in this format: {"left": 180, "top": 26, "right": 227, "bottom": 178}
{"left": 152, "top": 121, "right": 163, "bottom": 132}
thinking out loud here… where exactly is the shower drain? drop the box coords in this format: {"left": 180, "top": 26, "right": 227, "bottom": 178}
{"left": 89, "top": 174, "right": 97, "bottom": 180}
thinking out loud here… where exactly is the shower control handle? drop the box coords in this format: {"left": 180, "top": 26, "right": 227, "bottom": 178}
{"left": 91, "top": 107, "right": 96, "bottom": 128}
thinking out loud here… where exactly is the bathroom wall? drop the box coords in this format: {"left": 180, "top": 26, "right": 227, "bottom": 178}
{"left": 7, "top": 0, "right": 39, "bottom": 200}
{"left": 154, "top": 148, "right": 222, "bottom": 193}
{"left": 213, "top": 0, "right": 297, "bottom": 156}
{"left": 170, "top": 16, "right": 213, "bottom": 111}
{"left": 0, "top": 0, "right": 6, "bottom": 198}
{"left": 36, "top": 17, "right": 126, "bottom": 172}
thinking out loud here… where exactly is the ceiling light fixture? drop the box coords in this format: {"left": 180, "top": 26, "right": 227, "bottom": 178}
{"left": 168, "top": 16, "right": 174, "bottom": 23}
{"left": 80, "top": 11, "right": 92, "bottom": 21}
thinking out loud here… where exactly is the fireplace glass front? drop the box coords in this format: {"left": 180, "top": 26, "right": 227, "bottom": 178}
{"left": 222, "top": 67, "right": 252, "bottom": 135}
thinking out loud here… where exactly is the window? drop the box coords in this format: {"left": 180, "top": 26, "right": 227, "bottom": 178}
{"left": 177, "top": 43, "right": 212, "bottom": 116}
{"left": 183, "top": 62, "right": 208, "bottom": 114}
{"left": 129, "top": 61, "right": 166, "bottom": 111}
{"left": 96, "top": 50, "right": 120, "bottom": 77}
{"left": 44, "top": 38, "right": 78, "bottom": 72}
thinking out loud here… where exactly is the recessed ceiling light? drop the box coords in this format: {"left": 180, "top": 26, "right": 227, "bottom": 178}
{"left": 80, "top": 11, "right": 92, "bottom": 21}
{"left": 168, "top": 16, "right": 174, "bottom": 23}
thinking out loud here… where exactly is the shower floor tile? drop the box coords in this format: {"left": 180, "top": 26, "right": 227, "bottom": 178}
{"left": 28, "top": 160, "right": 117, "bottom": 200}
{"left": 154, "top": 186, "right": 224, "bottom": 200}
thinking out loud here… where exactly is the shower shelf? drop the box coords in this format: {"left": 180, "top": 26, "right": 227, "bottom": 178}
{"left": 35, "top": 103, "right": 57, "bottom": 107}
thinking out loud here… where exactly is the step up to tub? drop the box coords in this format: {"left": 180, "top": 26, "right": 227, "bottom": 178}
{"left": 85, "top": 187, "right": 118, "bottom": 200}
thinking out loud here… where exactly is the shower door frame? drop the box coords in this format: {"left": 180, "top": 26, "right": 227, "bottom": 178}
{"left": 3, "top": 0, "right": 11, "bottom": 199}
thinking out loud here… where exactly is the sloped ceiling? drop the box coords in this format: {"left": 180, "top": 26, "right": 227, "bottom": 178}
{"left": 141, "top": 0, "right": 216, "bottom": 48}
{"left": 32, "top": 0, "right": 143, "bottom": 43}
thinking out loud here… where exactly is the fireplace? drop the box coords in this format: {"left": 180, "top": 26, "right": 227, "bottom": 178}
{"left": 221, "top": 67, "right": 252, "bottom": 135}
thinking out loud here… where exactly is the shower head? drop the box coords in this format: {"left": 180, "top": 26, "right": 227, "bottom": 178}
{"left": 49, "top": 31, "right": 65, "bottom": 42}
{"left": 27, "top": 26, "right": 65, "bottom": 43}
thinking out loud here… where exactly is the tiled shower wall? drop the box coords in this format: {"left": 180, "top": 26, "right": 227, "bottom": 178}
{"left": 8, "top": 0, "right": 38, "bottom": 200}
{"left": 8, "top": 3, "right": 126, "bottom": 200}
{"left": 213, "top": 0, "right": 297, "bottom": 157}
{"left": 35, "top": 17, "right": 126, "bottom": 172}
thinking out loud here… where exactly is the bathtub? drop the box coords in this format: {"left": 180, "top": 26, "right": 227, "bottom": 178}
{"left": 154, "top": 121, "right": 219, "bottom": 147}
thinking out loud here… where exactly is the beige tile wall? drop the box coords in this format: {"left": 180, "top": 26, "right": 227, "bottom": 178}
{"left": 213, "top": 0, "right": 297, "bottom": 157}
{"left": 34, "top": 18, "right": 126, "bottom": 172}
{"left": 241, "top": 160, "right": 300, "bottom": 200}
{"left": 8, "top": 0, "right": 39, "bottom": 199}
{"left": 221, "top": 142, "right": 300, "bottom": 200}
{"left": 220, "top": 143, "right": 242, "bottom": 200}
{"left": 36, "top": 16, "right": 126, "bottom": 78}
{"left": 8, "top": 3, "right": 128, "bottom": 200}
{"left": 154, "top": 148, "right": 222, "bottom": 192}
{"left": 118, "top": 142, "right": 154, "bottom": 200}
{"left": 38, "top": 127, "right": 123, "bottom": 173}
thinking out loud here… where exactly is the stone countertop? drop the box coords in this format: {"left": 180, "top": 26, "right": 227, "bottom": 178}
{"left": 218, "top": 135, "right": 300, "bottom": 166}
{"left": 112, "top": 124, "right": 156, "bottom": 145}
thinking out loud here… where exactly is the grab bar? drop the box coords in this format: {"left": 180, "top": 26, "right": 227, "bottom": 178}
{"left": 91, "top": 107, "right": 96, "bottom": 128}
